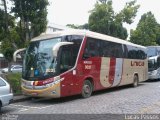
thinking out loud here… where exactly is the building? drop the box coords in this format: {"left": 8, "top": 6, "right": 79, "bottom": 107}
{"left": 45, "top": 23, "right": 73, "bottom": 34}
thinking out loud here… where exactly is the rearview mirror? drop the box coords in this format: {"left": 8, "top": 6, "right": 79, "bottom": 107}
{"left": 52, "top": 42, "right": 73, "bottom": 57}
{"left": 13, "top": 48, "right": 26, "bottom": 62}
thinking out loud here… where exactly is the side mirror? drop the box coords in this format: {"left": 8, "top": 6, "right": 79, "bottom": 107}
{"left": 52, "top": 42, "right": 73, "bottom": 57}
{"left": 13, "top": 48, "right": 26, "bottom": 62}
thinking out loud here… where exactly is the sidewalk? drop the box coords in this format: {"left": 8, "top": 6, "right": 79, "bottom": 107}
{"left": 13, "top": 95, "right": 31, "bottom": 103}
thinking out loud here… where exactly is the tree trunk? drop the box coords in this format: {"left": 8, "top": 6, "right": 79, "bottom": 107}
{"left": 8, "top": 61, "right": 12, "bottom": 73}
{"left": 25, "top": 20, "right": 30, "bottom": 41}
{"left": 19, "top": 0, "right": 26, "bottom": 42}
{"left": 2, "top": 0, "right": 9, "bottom": 34}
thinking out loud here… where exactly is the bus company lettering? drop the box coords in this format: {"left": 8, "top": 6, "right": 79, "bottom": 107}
{"left": 131, "top": 61, "right": 144, "bottom": 66}
{"left": 84, "top": 61, "right": 92, "bottom": 64}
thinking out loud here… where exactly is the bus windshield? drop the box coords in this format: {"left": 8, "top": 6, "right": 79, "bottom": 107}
{"left": 148, "top": 59, "right": 157, "bottom": 71}
{"left": 22, "top": 37, "right": 61, "bottom": 81}
{"left": 22, "top": 35, "right": 83, "bottom": 81}
{"left": 147, "top": 47, "right": 156, "bottom": 57}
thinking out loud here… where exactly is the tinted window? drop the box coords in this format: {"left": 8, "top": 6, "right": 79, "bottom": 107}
{"left": 62, "top": 35, "right": 83, "bottom": 45}
{"left": 60, "top": 46, "right": 73, "bottom": 73}
{"left": 59, "top": 36, "right": 83, "bottom": 73}
{"left": 147, "top": 47, "right": 157, "bottom": 57}
{"left": 123, "top": 45, "right": 128, "bottom": 58}
{"left": 101, "top": 41, "right": 123, "bottom": 58}
{"left": 0, "top": 78, "right": 6, "bottom": 86}
{"left": 137, "top": 48, "right": 147, "bottom": 59}
{"left": 84, "top": 37, "right": 123, "bottom": 58}
{"left": 126, "top": 45, "right": 147, "bottom": 59}
{"left": 83, "top": 37, "right": 146, "bottom": 60}
{"left": 84, "top": 37, "right": 100, "bottom": 57}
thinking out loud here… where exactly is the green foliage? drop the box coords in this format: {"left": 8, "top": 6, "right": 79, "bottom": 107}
{"left": 5, "top": 73, "right": 22, "bottom": 95}
{"left": 89, "top": 0, "right": 139, "bottom": 40}
{"left": 130, "top": 12, "right": 160, "bottom": 46}
{"left": 11, "top": 0, "right": 49, "bottom": 40}
{"left": 66, "top": 24, "right": 79, "bottom": 29}
{"left": 0, "top": 7, "right": 19, "bottom": 62}
{"left": 66, "top": 23, "right": 89, "bottom": 29}
{"left": 0, "top": 0, "right": 48, "bottom": 64}
{"left": 116, "top": 0, "right": 140, "bottom": 24}
{"left": 0, "top": 9, "right": 15, "bottom": 38}
{"left": 1, "top": 39, "right": 14, "bottom": 62}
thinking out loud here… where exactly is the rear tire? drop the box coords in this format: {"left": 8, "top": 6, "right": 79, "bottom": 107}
{"left": 81, "top": 80, "right": 93, "bottom": 98}
{"left": 133, "top": 75, "right": 139, "bottom": 87}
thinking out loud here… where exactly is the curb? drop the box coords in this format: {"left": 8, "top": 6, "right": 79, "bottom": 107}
{"left": 12, "top": 95, "right": 31, "bottom": 103}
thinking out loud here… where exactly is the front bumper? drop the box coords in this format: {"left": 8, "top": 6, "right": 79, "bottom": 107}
{"left": 148, "top": 71, "right": 160, "bottom": 80}
{"left": 22, "top": 82, "right": 61, "bottom": 98}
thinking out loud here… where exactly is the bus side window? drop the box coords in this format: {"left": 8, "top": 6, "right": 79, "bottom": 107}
{"left": 60, "top": 46, "right": 73, "bottom": 73}
{"left": 101, "top": 41, "right": 123, "bottom": 58}
{"left": 110, "top": 43, "right": 123, "bottom": 58}
{"left": 123, "top": 45, "right": 128, "bottom": 58}
{"left": 83, "top": 37, "right": 100, "bottom": 59}
{"left": 127, "top": 46, "right": 137, "bottom": 59}
{"left": 101, "top": 41, "right": 112, "bottom": 57}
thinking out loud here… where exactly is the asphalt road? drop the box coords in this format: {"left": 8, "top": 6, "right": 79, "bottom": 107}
{"left": 1, "top": 80, "right": 160, "bottom": 119}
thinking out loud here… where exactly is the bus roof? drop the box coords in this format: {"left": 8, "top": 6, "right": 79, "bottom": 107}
{"left": 147, "top": 46, "right": 160, "bottom": 48}
{"left": 31, "top": 30, "right": 146, "bottom": 49}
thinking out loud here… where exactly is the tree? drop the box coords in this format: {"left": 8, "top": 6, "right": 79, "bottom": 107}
{"left": 130, "top": 12, "right": 160, "bottom": 46}
{"left": 1, "top": 0, "right": 9, "bottom": 33}
{"left": 66, "top": 23, "right": 89, "bottom": 29}
{"left": 89, "top": 0, "right": 139, "bottom": 40}
{"left": 0, "top": 0, "right": 49, "bottom": 72}
{"left": 11, "top": 0, "right": 49, "bottom": 42}
{"left": 66, "top": 24, "right": 80, "bottom": 29}
{"left": 0, "top": 3, "right": 19, "bottom": 71}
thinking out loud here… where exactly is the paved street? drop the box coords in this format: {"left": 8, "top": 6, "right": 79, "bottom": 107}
{"left": 1, "top": 80, "right": 160, "bottom": 115}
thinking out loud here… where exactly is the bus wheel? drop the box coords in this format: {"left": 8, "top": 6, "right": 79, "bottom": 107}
{"left": 133, "top": 75, "right": 139, "bottom": 87}
{"left": 82, "top": 80, "right": 93, "bottom": 98}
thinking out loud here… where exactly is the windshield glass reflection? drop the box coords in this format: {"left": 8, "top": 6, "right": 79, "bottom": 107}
{"left": 22, "top": 37, "right": 61, "bottom": 80}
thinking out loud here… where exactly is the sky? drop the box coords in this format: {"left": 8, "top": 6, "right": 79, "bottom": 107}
{"left": 47, "top": 0, "right": 160, "bottom": 31}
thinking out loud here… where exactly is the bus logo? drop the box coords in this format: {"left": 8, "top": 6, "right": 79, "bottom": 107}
{"left": 131, "top": 61, "right": 144, "bottom": 66}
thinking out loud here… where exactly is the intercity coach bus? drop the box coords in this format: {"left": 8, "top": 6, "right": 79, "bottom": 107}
{"left": 147, "top": 46, "right": 160, "bottom": 80}
{"left": 14, "top": 30, "right": 148, "bottom": 98}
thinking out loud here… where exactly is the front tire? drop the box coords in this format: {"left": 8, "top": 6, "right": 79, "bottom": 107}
{"left": 81, "top": 80, "right": 93, "bottom": 98}
{"left": 133, "top": 75, "right": 139, "bottom": 87}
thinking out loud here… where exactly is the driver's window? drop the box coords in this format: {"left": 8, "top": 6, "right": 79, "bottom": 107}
{"left": 60, "top": 46, "right": 73, "bottom": 73}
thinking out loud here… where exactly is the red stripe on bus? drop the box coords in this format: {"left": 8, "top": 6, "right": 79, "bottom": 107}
{"left": 109, "top": 58, "right": 116, "bottom": 85}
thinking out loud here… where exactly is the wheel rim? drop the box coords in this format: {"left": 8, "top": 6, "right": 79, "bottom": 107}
{"left": 82, "top": 80, "right": 93, "bottom": 98}
{"left": 83, "top": 84, "right": 90, "bottom": 94}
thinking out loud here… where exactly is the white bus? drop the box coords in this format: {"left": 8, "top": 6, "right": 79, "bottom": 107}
{"left": 147, "top": 46, "right": 160, "bottom": 80}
